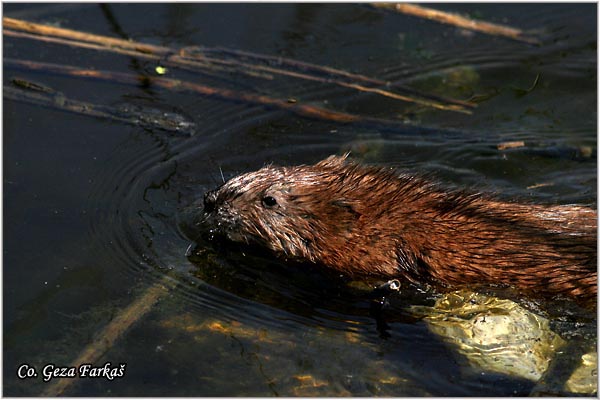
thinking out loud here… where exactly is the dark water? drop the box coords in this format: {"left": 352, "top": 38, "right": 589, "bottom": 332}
{"left": 3, "top": 3, "right": 596, "bottom": 396}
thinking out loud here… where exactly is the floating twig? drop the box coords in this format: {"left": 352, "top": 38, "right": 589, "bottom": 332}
{"left": 497, "top": 141, "right": 525, "bottom": 150}
{"left": 4, "top": 17, "right": 474, "bottom": 114}
{"left": 511, "top": 73, "right": 541, "bottom": 98}
{"left": 4, "top": 17, "right": 171, "bottom": 55}
{"left": 372, "top": 3, "right": 541, "bottom": 45}
{"left": 527, "top": 182, "right": 554, "bottom": 190}
{"left": 198, "top": 46, "right": 472, "bottom": 106}
{"left": 188, "top": 51, "right": 471, "bottom": 113}
{"left": 6, "top": 58, "right": 438, "bottom": 132}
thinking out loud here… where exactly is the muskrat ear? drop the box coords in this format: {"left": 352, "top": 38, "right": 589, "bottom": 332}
{"left": 330, "top": 199, "right": 361, "bottom": 219}
{"left": 329, "top": 200, "right": 361, "bottom": 234}
{"left": 316, "top": 153, "right": 350, "bottom": 168}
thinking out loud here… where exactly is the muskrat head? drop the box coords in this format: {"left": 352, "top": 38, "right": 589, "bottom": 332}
{"left": 200, "top": 156, "right": 363, "bottom": 263}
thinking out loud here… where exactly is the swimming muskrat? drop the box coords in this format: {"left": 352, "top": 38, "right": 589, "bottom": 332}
{"left": 187, "top": 155, "right": 597, "bottom": 306}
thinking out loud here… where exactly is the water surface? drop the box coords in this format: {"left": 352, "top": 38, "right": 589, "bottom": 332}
{"left": 3, "top": 3, "right": 596, "bottom": 396}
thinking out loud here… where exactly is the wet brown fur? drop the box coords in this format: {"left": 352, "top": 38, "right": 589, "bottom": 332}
{"left": 201, "top": 155, "right": 597, "bottom": 306}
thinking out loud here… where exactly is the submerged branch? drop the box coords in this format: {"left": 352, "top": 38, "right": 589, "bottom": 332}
{"left": 5, "top": 81, "right": 197, "bottom": 135}
{"left": 41, "top": 277, "right": 175, "bottom": 396}
{"left": 373, "top": 3, "right": 541, "bottom": 45}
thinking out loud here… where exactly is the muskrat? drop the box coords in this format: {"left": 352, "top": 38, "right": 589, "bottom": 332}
{"left": 191, "top": 155, "right": 597, "bottom": 306}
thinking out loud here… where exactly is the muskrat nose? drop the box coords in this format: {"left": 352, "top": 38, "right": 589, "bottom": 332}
{"left": 203, "top": 190, "right": 218, "bottom": 214}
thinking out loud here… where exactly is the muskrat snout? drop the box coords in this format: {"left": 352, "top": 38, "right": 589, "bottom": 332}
{"left": 177, "top": 188, "right": 221, "bottom": 243}
{"left": 179, "top": 187, "right": 243, "bottom": 244}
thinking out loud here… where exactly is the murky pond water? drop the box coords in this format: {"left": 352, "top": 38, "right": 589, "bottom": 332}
{"left": 4, "top": 3, "right": 596, "bottom": 396}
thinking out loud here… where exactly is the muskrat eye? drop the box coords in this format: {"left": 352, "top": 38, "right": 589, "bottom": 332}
{"left": 262, "top": 196, "right": 277, "bottom": 207}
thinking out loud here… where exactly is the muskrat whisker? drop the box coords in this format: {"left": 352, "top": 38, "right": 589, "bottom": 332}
{"left": 185, "top": 242, "right": 195, "bottom": 257}
{"left": 219, "top": 165, "right": 225, "bottom": 184}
